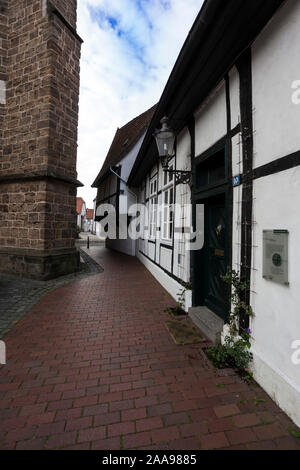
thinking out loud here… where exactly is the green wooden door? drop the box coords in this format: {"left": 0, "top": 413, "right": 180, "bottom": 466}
{"left": 202, "top": 194, "right": 228, "bottom": 320}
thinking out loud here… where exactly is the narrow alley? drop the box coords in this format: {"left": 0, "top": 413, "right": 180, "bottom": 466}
{"left": 0, "top": 247, "right": 299, "bottom": 450}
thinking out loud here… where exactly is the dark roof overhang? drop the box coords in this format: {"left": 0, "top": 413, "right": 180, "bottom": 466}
{"left": 92, "top": 104, "right": 157, "bottom": 188}
{"left": 128, "top": 0, "right": 286, "bottom": 187}
{"left": 91, "top": 168, "right": 110, "bottom": 188}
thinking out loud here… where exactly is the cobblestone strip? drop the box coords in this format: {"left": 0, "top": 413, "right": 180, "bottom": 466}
{"left": 78, "top": 248, "right": 104, "bottom": 274}
{"left": 0, "top": 248, "right": 103, "bottom": 339}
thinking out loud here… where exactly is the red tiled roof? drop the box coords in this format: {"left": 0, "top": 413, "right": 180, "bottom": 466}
{"left": 86, "top": 209, "right": 94, "bottom": 220}
{"left": 92, "top": 104, "right": 157, "bottom": 187}
{"left": 76, "top": 197, "right": 85, "bottom": 215}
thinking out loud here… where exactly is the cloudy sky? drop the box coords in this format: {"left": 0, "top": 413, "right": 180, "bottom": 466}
{"left": 76, "top": 0, "right": 204, "bottom": 208}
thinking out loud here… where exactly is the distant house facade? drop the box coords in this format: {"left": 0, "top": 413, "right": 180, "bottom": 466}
{"left": 125, "top": 0, "right": 300, "bottom": 427}
{"left": 92, "top": 105, "right": 156, "bottom": 256}
{"left": 76, "top": 197, "right": 86, "bottom": 231}
{"left": 85, "top": 209, "right": 94, "bottom": 233}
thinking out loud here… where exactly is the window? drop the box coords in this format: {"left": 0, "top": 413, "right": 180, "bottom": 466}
{"left": 196, "top": 148, "right": 226, "bottom": 188}
{"left": 150, "top": 177, "right": 157, "bottom": 196}
{"left": 149, "top": 176, "right": 157, "bottom": 239}
{"left": 177, "top": 191, "right": 187, "bottom": 271}
{"left": 162, "top": 159, "right": 174, "bottom": 241}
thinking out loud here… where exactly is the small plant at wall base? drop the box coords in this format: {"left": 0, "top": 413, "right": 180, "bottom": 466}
{"left": 206, "top": 268, "right": 254, "bottom": 372}
{"left": 164, "top": 282, "right": 191, "bottom": 317}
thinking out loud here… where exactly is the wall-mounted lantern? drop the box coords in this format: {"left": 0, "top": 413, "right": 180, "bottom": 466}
{"left": 153, "top": 116, "right": 191, "bottom": 184}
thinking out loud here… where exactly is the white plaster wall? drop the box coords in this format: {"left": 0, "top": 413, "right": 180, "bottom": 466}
{"left": 231, "top": 131, "right": 243, "bottom": 274}
{"left": 121, "top": 133, "right": 145, "bottom": 182}
{"left": 231, "top": 132, "right": 243, "bottom": 176}
{"left": 250, "top": 166, "right": 300, "bottom": 426}
{"left": 138, "top": 238, "right": 144, "bottom": 255}
{"left": 194, "top": 80, "right": 227, "bottom": 156}
{"left": 148, "top": 242, "right": 155, "bottom": 261}
{"left": 102, "top": 135, "right": 143, "bottom": 257}
{"left": 229, "top": 66, "right": 240, "bottom": 129}
{"left": 176, "top": 127, "right": 191, "bottom": 171}
{"left": 252, "top": 0, "right": 300, "bottom": 169}
{"left": 232, "top": 183, "right": 242, "bottom": 273}
{"left": 143, "top": 239, "right": 149, "bottom": 257}
{"left": 160, "top": 246, "right": 172, "bottom": 272}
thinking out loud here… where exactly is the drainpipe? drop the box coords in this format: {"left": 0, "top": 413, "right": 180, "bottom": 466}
{"left": 109, "top": 166, "right": 137, "bottom": 204}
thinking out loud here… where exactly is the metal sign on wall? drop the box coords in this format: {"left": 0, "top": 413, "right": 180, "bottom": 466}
{"left": 263, "top": 230, "right": 289, "bottom": 285}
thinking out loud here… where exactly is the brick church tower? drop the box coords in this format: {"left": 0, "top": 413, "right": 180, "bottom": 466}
{"left": 0, "top": 1, "right": 82, "bottom": 279}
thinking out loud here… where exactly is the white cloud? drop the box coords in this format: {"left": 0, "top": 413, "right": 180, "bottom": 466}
{"left": 76, "top": 0, "right": 204, "bottom": 208}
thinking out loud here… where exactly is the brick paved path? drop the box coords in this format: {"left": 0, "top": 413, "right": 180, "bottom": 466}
{"left": 0, "top": 248, "right": 103, "bottom": 339}
{"left": 0, "top": 247, "right": 299, "bottom": 450}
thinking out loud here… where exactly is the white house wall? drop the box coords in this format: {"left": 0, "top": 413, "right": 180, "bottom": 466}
{"left": 137, "top": 126, "right": 193, "bottom": 307}
{"left": 122, "top": 132, "right": 145, "bottom": 182}
{"left": 231, "top": 131, "right": 243, "bottom": 175}
{"left": 232, "top": 183, "right": 242, "bottom": 273}
{"left": 247, "top": 0, "right": 300, "bottom": 426}
{"left": 250, "top": 167, "right": 300, "bottom": 426}
{"left": 194, "top": 80, "right": 227, "bottom": 156}
{"left": 105, "top": 134, "right": 146, "bottom": 257}
{"left": 96, "top": 174, "right": 117, "bottom": 206}
{"left": 229, "top": 66, "right": 240, "bottom": 129}
{"left": 252, "top": 0, "right": 300, "bottom": 169}
{"left": 231, "top": 130, "right": 243, "bottom": 273}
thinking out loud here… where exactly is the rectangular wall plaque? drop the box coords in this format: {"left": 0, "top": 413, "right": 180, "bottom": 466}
{"left": 232, "top": 175, "right": 241, "bottom": 187}
{"left": 262, "top": 230, "right": 289, "bottom": 285}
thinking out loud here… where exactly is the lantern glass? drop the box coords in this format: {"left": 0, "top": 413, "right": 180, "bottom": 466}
{"left": 153, "top": 117, "right": 175, "bottom": 159}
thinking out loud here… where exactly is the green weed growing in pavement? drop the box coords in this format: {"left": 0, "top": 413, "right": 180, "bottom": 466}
{"left": 206, "top": 268, "right": 253, "bottom": 372}
{"left": 253, "top": 397, "right": 266, "bottom": 406}
{"left": 164, "top": 282, "right": 191, "bottom": 316}
{"left": 240, "top": 399, "right": 248, "bottom": 405}
{"left": 216, "top": 383, "right": 225, "bottom": 389}
{"left": 288, "top": 427, "right": 300, "bottom": 438}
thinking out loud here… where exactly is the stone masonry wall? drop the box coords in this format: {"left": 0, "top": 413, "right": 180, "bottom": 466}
{"left": 0, "top": 2, "right": 8, "bottom": 158}
{"left": 47, "top": 11, "right": 81, "bottom": 179}
{"left": 0, "top": 0, "right": 81, "bottom": 279}
{"left": 1, "top": 0, "right": 80, "bottom": 179}
{"left": 51, "top": 0, "right": 77, "bottom": 29}
{"left": 0, "top": 179, "right": 76, "bottom": 251}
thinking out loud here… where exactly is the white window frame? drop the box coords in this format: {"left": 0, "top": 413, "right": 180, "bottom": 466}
{"left": 139, "top": 184, "right": 146, "bottom": 240}
{"left": 149, "top": 175, "right": 157, "bottom": 240}
{"left": 161, "top": 158, "right": 175, "bottom": 242}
